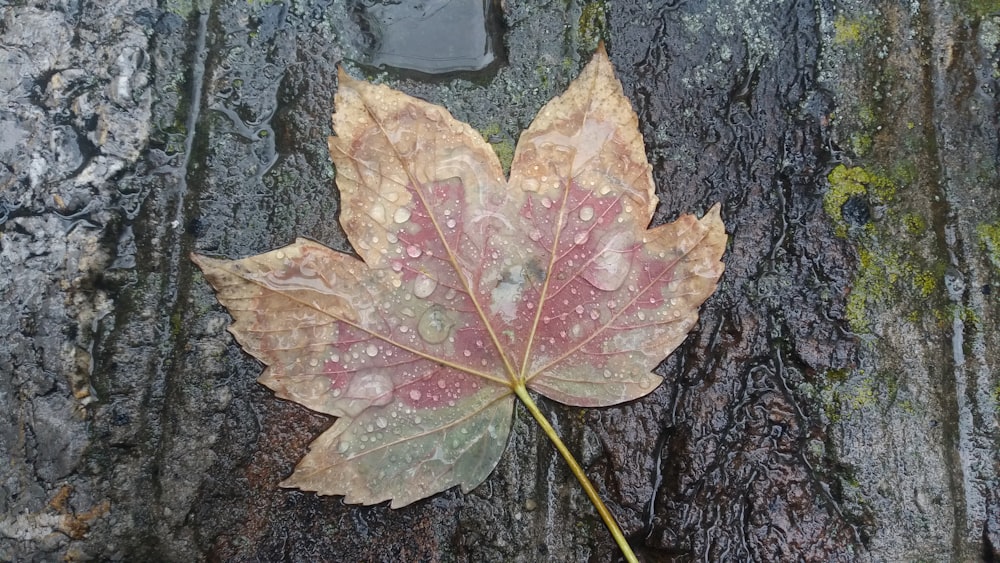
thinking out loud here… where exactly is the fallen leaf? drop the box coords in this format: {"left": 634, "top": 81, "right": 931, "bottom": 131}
{"left": 193, "top": 45, "right": 725, "bottom": 525}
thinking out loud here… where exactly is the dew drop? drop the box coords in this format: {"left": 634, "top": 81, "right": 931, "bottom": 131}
{"left": 437, "top": 379, "right": 447, "bottom": 389}
{"left": 365, "top": 343, "right": 379, "bottom": 357}
{"left": 413, "top": 274, "right": 437, "bottom": 298}
{"left": 578, "top": 206, "right": 594, "bottom": 221}
{"left": 417, "top": 305, "right": 454, "bottom": 344}
{"left": 541, "top": 197, "right": 553, "bottom": 208}
{"left": 528, "top": 229, "right": 542, "bottom": 242}
{"left": 637, "top": 311, "right": 646, "bottom": 321}
{"left": 391, "top": 261, "right": 403, "bottom": 272}
{"left": 575, "top": 305, "right": 584, "bottom": 315}
{"left": 393, "top": 207, "right": 411, "bottom": 223}
{"left": 275, "top": 251, "right": 286, "bottom": 259}
{"left": 574, "top": 231, "right": 588, "bottom": 245}
{"left": 371, "top": 203, "right": 386, "bottom": 223}
{"left": 446, "top": 218, "right": 457, "bottom": 229}
{"left": 376, "top": 416, "right": 388, "bottom": 429}
{"left": 590, "top": 309, "right": 600, "bottom": 320}
{"left": 410, "top": 389, "right": 422, "bottom": 401}
{"left": 337, "top": 441, "right": 350, "bottom": 453}
{"left": 406, "top": 245, "right": 422, "bottom": 258}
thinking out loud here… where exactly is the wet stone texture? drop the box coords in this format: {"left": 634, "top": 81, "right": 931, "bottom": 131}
{"left": 1, "top": 0, "right": 997, "bottom": 561}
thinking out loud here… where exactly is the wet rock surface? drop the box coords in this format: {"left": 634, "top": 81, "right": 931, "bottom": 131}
{"left": 2, "top": 0, "right": 997, "bottom": 561}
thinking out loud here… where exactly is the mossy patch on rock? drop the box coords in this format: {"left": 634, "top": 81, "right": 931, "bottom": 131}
{"left": 479, "top": 122, "right": 515, "bottom": 175}
{"left": 824, "top": 164, "right": 895, "bottom": 237}
{"left": 824, "top": 165, "right": 945, "bottom": 333}
{"left": 976, "top": 221, "right": 1000, "bottom": 271}
{"left": 578, "top": 2, "right": 607, "bottom": 50}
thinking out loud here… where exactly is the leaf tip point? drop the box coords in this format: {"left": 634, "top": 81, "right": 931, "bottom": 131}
{"left": 336, "top": 65, "right": 359, "bottom": 88}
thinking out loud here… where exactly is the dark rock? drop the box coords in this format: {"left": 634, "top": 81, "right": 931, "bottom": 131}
{"left": 2, "top": 0, "right": 997, "bottom": 561}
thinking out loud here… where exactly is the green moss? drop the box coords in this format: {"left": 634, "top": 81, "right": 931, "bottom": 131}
{"left": 170, "top": 311, "right": 183, "bottom": 338}
{"left": 578, "top": 2, "right": 607, "bottom": 49}
{"left": 479, "top": 123, "right": 515, "bottom": 175}
{"left": 976, "top": 221, "right": 1000, "bottom": 270}
{"left": 957, "top": 0, "right": 1000, "bottom": 18}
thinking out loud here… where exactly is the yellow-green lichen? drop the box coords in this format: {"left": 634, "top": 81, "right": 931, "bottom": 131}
{"left": 976, "top": 221, "right": 1000, "bottom": 270}
{"left": 824, "top": 165, "right": 897, "bottom": 237}
{"left": 813, "top": 370, "right": 887, "bottom": 423}
{"left": 825, "top": 166, "right": 868, "bottom": 236}
{"left": 847, "top": 377, "right": 878, "bottom": 410}
{"left": 833, "top": 14, "right": 869, "bottom": 45}
{"left": 902, "top": 213, "right": 927, "bottom": 235}
{"left": 846, "top": 247, "right": 899, "bottom": 332}
{"left": 912, "top": 270, "right": 938, "bottom": 298}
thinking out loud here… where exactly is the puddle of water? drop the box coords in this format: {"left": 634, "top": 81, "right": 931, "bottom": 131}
{"left": 348, "top": 0, "right": 504, "bottom": 75}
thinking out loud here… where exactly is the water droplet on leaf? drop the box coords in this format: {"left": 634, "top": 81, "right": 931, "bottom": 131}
{"left": 417, "top": 305, "right": 453, "bottom": 344}
{"left": 413, "top": 274, "right": 437, "bottom": 298}
{"left": 393, "top": 207, "right": 411, "bottom": 223}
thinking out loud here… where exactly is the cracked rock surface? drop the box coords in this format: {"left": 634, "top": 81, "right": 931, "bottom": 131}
{"left": 2, "top": 1, "right": 997, "bottom": 561}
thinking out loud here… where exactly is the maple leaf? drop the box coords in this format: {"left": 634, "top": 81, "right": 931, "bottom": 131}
{"left": 192, "top": 45, "right": 725, "bottom": 559}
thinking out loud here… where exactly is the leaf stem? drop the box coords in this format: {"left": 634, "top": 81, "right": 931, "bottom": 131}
{"left": 512, "top": 384, "right": 638, "bottom": 563}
